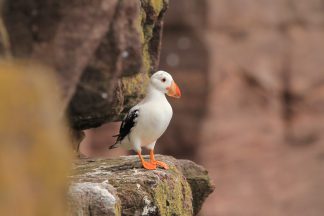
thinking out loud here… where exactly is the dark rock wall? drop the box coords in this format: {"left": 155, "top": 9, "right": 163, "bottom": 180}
{"left": 68, "top": 0, "right": 169, "bottom": 129}
{"left": 4, "top": 0, "right": 117, "bottom": 106}
{"left": 3, "top": 0, "right": 169, "bottom": 130}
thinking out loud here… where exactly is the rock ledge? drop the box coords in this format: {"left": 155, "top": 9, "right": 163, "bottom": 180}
{"left": 68, "top": 155, "right": 214, "bottom": 216}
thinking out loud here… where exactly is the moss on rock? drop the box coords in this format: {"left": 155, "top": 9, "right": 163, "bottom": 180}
{"left": 153, "top": 169, "right": 193, "bottom": 215}
{"left": 66, "top": 0, "right": 169, "bottom": 128}
{"left": 175, "top": 160, "right": 215, "bottom": 215}
{"left": 120, "top": 0, "right": 168, "bottom": 116}
{"left": 69, "top": 155, "right": 214, "bottom": 215}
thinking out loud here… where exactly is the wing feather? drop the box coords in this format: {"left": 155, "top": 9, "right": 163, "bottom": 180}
{"left": 109, "top": 108, "right": 139, "bottom": 149}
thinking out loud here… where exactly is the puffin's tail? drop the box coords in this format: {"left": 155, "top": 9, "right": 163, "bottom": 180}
{"left": 109, "top": 143, "right": 119, "bottom": 149}
{"left": 109, "top": 134, "right": 120, "bottom": 149}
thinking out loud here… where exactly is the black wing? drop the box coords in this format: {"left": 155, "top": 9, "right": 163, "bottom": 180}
{"left": 109, "top": 108, "right": 139, "bottom": 149}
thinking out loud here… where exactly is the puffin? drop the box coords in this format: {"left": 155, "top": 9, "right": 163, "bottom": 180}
{"left": 110, "top": 71, "right": 181, "bottom": 170}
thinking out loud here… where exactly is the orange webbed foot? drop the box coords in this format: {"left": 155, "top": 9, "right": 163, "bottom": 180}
{"left": 137, "top": 152, "right": 157, "bottom": 170}
{"left": 152, "top": 160, "right": 169, "bottom": 170}
{"left": 142, "top": 160, "right": 157, "bottom": 170}
{"left": 149, "top": 150, "right": 169, "bottom": 170}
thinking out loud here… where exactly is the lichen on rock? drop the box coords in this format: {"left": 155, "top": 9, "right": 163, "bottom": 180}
{"left": 67, "top": 0, "right": 170, "bottom": 129}
{"left": 2, "top": 0, "right": 170, "bottom": 130}
{"left": 68, "top": 155, "right": 214, "bottom": 216}
{"left": 120, "top": 0, "right": 169, "bottom": 117}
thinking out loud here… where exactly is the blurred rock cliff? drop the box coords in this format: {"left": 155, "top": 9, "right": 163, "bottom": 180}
{"left": 2, "top": 0, "right": 323, "bottom": 215}
{"left": 159, "top": 0, "right": 324, "bottom": 215}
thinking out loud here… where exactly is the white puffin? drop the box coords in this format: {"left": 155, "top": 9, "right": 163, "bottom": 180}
{"left": 110, "top": 71, "right": 181, "bottom": 170}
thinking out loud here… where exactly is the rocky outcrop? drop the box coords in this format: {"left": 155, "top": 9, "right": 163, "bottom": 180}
{"left": 68, "top": 0, "right": 169, "bottom": 129}
{"left": 68, "top": 155, "right": 214, "bottom": 216}
{"left": 3, "top": 0, "right": 169, "bottom": 130}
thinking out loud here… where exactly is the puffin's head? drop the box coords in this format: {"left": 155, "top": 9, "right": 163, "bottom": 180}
{"left": 150, "top": 70, "right": 181, "bottom": 98}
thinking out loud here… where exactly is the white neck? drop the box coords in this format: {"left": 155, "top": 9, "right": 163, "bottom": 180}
{"left": 144, "top": 84, "right": 167, "bottom": 102}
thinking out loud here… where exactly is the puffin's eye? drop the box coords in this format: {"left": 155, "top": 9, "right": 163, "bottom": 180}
{"left": 161, "top": 78, "right": 166, "bottom": 82}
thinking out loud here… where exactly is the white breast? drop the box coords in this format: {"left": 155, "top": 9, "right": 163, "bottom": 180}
{"left": 134, "top": 100, "right": 172, "bottom": 146}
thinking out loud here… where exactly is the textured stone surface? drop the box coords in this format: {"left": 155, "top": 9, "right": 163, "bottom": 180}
{"left": 175, "top": 159, "right": 215, "bottom": 215}
{"left": 68, "top": 155, "right": 214, "bottom": 216}
{"left": 3, "top": 0, "right": 169, "bottom": 130}
{"left": 4, "top": 0, "right": 119, "bottom": 107}
{"left": 68, "top": 182, "right": 121, "bottom": 216}
{"left": 68, "top": 0, "right": 169, "bottom": 129}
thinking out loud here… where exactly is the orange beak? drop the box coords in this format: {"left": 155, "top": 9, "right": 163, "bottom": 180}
{"left": 167, "top": 81, "right": 181, "bottom": 98}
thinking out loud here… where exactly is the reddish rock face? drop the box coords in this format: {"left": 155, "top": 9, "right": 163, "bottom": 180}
{"left": 80, "top": 122, "right": 127, "bottom": 158}
{"left": 157, "top": 1, "right": 209, "bottom": 160}
{"left": 159, "top": 0, "right": 324, "bottom": 215}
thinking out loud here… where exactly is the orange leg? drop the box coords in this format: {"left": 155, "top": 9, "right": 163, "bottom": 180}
{"left": 150, "top": 150, "right": 169, "bottom": 170}
{"left": 137, "top": 152, "right": 156, "bottom": 170}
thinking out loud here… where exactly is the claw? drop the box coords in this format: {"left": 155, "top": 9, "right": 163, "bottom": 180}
{"left": 149, "top": 150, "right": 169, "bottom": 169}
{"left": 152, "top": 160, "right": 169, "bottom": 170}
